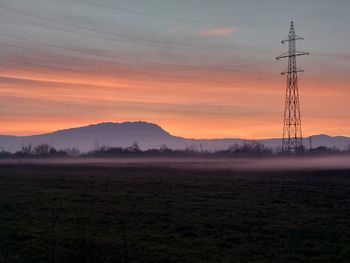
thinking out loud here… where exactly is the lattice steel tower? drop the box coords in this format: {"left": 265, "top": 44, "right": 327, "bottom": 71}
{"left": 276, "top": 21, "right": 309, "bottom": 154}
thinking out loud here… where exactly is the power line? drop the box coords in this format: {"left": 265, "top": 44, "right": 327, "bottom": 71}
{"left": 0, "top": 12, "right": 134, "bottom": 46}
{"left": 0, "top": 4, "right": 279, "bottom": 85}
{"left": 303, "top": 39, "right": 349, "bottom": 77}
{"left": 75, "top": 0, "right": 273, "bottom": 26}
{"left": 0, "top": 32, "right": 274, "bottom": 71}
{"left": 0, "top": 12, "right": 278, "bottom": 54}
{"left": 0, "top": 5, "right": 245, "bottom": 50}
{"left": 0, "top": 57, "right": 212, "bottom": 84}
{"left": 0, "top": 5, "right": 279, "bottom": 51}
{"left": 0, "top": 53, "right": 278, "bottom": 86}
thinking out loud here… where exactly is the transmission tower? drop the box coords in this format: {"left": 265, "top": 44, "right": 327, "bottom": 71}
{"left": 276, "top": 21, "right": 309, "bottom": 154}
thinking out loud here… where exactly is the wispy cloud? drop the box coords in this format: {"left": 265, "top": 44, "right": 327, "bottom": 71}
{"left": 197, "top": 28, "right": 238, "bottom": 37}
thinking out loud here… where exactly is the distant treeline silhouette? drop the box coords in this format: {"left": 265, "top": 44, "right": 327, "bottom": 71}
{"left": 0, "top": 141, "right": 350, "bottom": 159}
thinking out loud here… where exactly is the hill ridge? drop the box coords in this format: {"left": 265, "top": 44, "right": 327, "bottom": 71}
{"left": 0, "top": 121, "right": 349, "bottom": 152}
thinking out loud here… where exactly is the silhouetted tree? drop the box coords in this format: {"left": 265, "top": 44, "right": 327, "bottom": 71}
{"left": 185, "top": 145, "right": 197, "bottom": 153}
{"left": 21, "top": 143, "right": 33, "bottom": 156}
{"left": 65, "top": 147, "right": 81, "bottom": 157}
{"left": 160, "top": 144, "right": 168, "bottom": 152}
{"left": 128, "top": 142, "right": 140, "bottom": 153}
{"left": 0, "top": 147, "right": 11, "bottom": 158}
{"left": 34, "top": 144, "right": 50, "bottom": 156}
{"left": 309, "top": 146, "right": 340, "bottom": 154}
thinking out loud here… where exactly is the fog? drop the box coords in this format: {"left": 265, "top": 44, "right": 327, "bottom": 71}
{"left": 1, "top": 156, "right": 350, "bottom": 171}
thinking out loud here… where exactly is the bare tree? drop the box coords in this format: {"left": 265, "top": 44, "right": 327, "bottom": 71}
{"left": 21, "top": 143, "right": 32, "bottom": 156}
{"left": 34, "top": 144, "right": 50, "bottom": 156}
{"left": 129, "top": 142, "right": 140, "bottom": 152}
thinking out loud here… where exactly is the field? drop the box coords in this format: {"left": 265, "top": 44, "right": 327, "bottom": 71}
{"left": 0, "top": 159, "right": 350, "bottom": 262}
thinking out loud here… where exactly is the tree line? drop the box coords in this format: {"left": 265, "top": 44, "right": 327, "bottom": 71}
{"left": 0, "top": 141, "right": 350, "bottom": 159}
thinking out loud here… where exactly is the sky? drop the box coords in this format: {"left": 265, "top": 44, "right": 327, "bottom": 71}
{"left": 0, "top": 0, "right": 349, "bottom": 139}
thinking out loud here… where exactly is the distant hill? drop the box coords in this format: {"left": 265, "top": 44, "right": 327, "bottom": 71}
{"left": 0, "top": 122, "right": 349, "bottom": 152}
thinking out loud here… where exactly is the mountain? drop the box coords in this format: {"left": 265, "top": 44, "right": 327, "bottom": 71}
{"left": 0, "top": 121, "right": 349, "bottom": 152}
{"left": 0, "top": 122, "right": 183, "bottom": 152}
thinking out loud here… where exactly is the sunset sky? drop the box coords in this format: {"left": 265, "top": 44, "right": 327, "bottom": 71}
{"left": 0, "top": 0, "right": 349, "bottom": 138}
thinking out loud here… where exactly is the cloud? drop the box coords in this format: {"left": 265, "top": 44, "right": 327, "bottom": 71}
{"left": 197, "top": 28, "right": 238, "bottom": 37}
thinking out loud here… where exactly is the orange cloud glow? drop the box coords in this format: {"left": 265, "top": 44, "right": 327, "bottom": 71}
{"left": 197, "top": 28, "right": 238, "bottom": 37}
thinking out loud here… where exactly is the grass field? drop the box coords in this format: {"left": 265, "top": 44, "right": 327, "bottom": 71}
{"left": 0, "top": 161, "right": 349, "bottom": 262}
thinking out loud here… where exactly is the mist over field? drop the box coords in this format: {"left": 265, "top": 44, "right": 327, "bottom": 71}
{"left": 2, "top": 155, "right": 350, "bottom": 171}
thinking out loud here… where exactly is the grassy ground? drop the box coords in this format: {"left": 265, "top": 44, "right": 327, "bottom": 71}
{"left": 0, "top": 163, "right": 349, "bottom": 262}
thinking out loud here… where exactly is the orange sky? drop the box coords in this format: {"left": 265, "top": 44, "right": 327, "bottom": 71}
{"left": 0, "top": 0, "right": 349, "bottom": 139}
{"left": 0, "top": 61, "right": 349, "bottom": 139}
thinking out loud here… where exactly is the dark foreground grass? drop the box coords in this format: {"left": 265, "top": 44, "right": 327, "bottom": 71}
{"left": 0, "top": 163, "right": 349, "bottom": 262}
